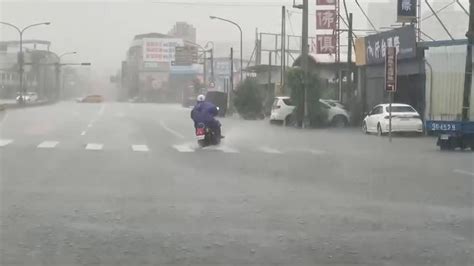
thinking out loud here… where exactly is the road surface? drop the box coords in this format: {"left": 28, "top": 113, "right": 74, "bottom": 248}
{"left": 1, "top": 102, "right": 473, "bottom": 265}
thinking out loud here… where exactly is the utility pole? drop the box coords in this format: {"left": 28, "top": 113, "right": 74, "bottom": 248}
{"left": 462, "top": 1, "right": 473, "bottom": 121}
{"left": 202, "top": 50, "right": 207, "bottom": 87}
{"left": 346, "top": 13, "right": 353, "bottom": 104}
{"left": 228, "top": 47, "right": 234, "bottom": 112}
{"left": 268, "top": 51, "right": 272, "bottom": 94}
{"left": 302, "top": 0, "right": 309, "bottom": 128}
{"left": 281, "top": 6, "right": 286, "bottom": 94}
{"left": 210, "top": 48, "right": 214, "bottom": 83}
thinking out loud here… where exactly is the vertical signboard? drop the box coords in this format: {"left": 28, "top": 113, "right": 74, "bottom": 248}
{"left": 316, "top": 10, "right": 337, "bottom": 30}
{"left": 315, "top": 0, "right": 338, "bottom": 56}
{"left": 316, "top": 0, "right": 336, "bottom": 5}
{"left": 385, "top": 46, "right": 397, "bottom": 92}
{"left": 397, "top": 0, "right": 417, "bottom": 22}
{"left": 316, "top": 35, "right": 336, "bottom": 54}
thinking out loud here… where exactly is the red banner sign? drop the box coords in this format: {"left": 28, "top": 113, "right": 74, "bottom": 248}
{"left": 316, "top": 0, "right": 336, "bottom": 5}
{"left": 316, "top": 35, "right": 336, "bottom": 54}
{"left": 316, "top": 10, "right": 336, "bottom": 30}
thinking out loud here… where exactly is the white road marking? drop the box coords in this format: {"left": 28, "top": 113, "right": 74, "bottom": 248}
{"left": 87, "top": 123, "right": 93, "bottom": 128}
{"left": 37, "top": 141, "right": 59, "bottom": 149}
{"left": 453, "top": 169, "right": 474, "bottom": 177}
{"left": 0, "top": 139, "right": 13, "bottom": 147}
{"left": 160, "top": 120, "right": 185, "bottom": 139}
{"left": 308, "top": 149, "right": 326, "bottom": 155}
{"left": 98, "top": 104, "right": 106, "bottom": 115}
{"left": 208, "top": 145, "right": 239, "bottom": 153}
{"left": 85, "top": 143, "right": 103, "bottom": 151}
{"left": 80, "top": 131, "right": 86, "bottom": 136}
{"left": 132, "top": 145, "right": 149, "bottom": 152}
{"left": 258, "top": 146, "right": 283, "bottom": 154}
{"left": 173, "top": 144, "right": 194, "bottom": 153}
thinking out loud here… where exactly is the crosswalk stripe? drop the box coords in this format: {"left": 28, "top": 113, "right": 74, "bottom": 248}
{"left": 37, "top": 141, "right": 59, "bottom": 148}
{"left": 258, "top": 146, "right": 282, "bottom": 154}
{"left": 85, "top": 143, "right": 103, "bottom": 151}
{"left": 132, "top": 145, "right": 149, "bottom": 152}
{"left": 173, "top": 144, "right": 194, "bottom": 153}
{"left": 0, "top": 139, "right": 13, "bottom": 147}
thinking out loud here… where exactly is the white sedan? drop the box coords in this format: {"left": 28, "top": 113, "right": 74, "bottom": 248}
{"left": 362, "top": 103, "right": 423, "bottom": 135}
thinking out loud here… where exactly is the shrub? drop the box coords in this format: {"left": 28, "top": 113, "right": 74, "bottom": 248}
{"left": 233, "top": 78, "right": 264, "bottom": 120}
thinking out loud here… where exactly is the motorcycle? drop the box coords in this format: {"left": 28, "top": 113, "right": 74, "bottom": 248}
{"left": 196, "top": 122, "right": 221, "bottom": 147}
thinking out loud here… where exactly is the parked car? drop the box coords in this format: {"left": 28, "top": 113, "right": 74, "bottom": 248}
{"left": 362, "top": 103, "right": 423, "bottom": 135}
{"left": 76, "top": 95, "right": 104, "bottom": 103}
{"left": 270, "top": 96, "right": 350, "bottom": 127}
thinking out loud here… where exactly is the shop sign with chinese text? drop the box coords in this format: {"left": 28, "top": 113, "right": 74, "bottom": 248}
{"left": 364, "top": 25, "right": 416, "bottom": 65}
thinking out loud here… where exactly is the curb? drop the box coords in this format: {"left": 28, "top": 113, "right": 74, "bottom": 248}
{"left": 0, "top": 100, "right": 55, "bottom": 111}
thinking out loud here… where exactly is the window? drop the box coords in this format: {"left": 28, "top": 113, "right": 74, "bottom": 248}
{"left": 282, "top": 98, "right": 293, "bottom": 106}
{"left": 386, "top": 106, "right": 416, "bottom": 113}
{"left": 371, "top": 106, "right": 383, "bottom": 115}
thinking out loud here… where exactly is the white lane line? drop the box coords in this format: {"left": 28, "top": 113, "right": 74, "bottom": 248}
{"left": 37, "top": 141, "right": 59, "bottom": 149}
{"left": 173, "top": 144, "right": 194, "bottom": 153}
{"left": 160, "top": 120, "right": 185, "bottom": 139}
{"left": 81, "top": 131, "right": 86, "bottom": 136}
{"left": 453, "top": 169, "right": 474, "bottom": 177}
{"left": 132, "top": 145, "right": 149, "bottom": 152}
{"left": 85, "top": 143, "right": 103, "bottom": 151}
{"left": 0, "top": 139, "right": 13, "bottom": 147}
{"left": 87, "top": 123, "right": 93, "bottom": 128}
{"left": 258, "top": 146, "right": 283, "bottom": 154}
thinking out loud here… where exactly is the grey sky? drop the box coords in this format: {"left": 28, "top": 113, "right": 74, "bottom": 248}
{"left": 0, "top": 0, "right": 469, "bottom": 77}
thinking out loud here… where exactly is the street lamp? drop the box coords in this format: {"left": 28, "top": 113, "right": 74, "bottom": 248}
{"left": 210, "top": 16, "right": 243, "bottom": 82}
{"left": 0, "top": 21, "right": 50, "bottom": 100}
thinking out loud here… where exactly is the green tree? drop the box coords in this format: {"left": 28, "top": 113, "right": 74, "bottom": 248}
{"left": 233, "top": 78, "right": 263, "bottom": 120}
{"left": 286, "top": 67, "right": 327, "bottom": 127}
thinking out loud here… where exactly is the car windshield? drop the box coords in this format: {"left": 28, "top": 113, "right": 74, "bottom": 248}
{"left": 1, "top": 1, "right": 471, "bottom": 266}
{"left": 386, "top": 106, "right": 417, "bottom": 113}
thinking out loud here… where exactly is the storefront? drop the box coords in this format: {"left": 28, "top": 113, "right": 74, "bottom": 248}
{"left": 356, "top": 25, "right": 426, "bottom": 116}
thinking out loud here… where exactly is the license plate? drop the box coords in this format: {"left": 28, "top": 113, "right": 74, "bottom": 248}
{"left": 440, "top": 134, "right": 450, "bottom": 140}
{"left": 196, "top": 135, "right": 205, "bottom": 140}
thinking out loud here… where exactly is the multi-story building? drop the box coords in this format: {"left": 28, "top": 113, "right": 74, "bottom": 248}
{"left": 0, "top": 40, "right": 56, "bottom": 99}
{"left": 168, "top": 22, "right": 196, "bottom": 44}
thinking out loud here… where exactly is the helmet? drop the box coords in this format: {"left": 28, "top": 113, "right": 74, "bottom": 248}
{"left": 196, "top": 94, "right": 205, "bottom": 102}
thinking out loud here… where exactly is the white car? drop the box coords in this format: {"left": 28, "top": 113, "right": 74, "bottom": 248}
{"left": 16, "top": 92, "right": 38, "bottom": 103}
{"left": 269, "top": 96, "right": 350, "bottom": 127}
{"left": 362, "top": 103, "right": 423, "bottom": 135}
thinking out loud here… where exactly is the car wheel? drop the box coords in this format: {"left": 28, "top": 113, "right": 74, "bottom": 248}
{"left": 332, "top": 115, "right": 347, "bottom": 128}
{"left": 362, "top": 122, "right": 368, "bottom": 134}
{"left": 285, "top": 115, "right": 295, "bottom": 127}
{"left": 377, "top": 124, "right": 383, "bottom": 136}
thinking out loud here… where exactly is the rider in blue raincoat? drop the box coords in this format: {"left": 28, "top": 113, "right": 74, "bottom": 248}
{"left": 190, "top": 94, "right": 222, "bottom": 137}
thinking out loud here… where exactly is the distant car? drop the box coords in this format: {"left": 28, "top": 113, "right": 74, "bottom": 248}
{"left": 16, "top": 92, "right": 38, "bottom": 103}
{"left": 362, "top": 103, "right": 423, "bottom": 135}
{"left": 77, "top": 95, "right": 104, "bottom": 103}
{"left": 270, "top": 96, "right": 350, "bottom": 127}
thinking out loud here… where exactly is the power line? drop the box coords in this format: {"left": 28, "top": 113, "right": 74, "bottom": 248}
{"left": 421, "top": 0, "right": 456, "bottom": 21}
{"left": 354, "top": 0, "right": 378, "bottom": 32}
{"left": 151, "top": 1, "right": 289, "bottom": 7}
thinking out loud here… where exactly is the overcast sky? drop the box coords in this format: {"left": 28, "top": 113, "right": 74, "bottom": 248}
{"left": 0, "top": 0, "right": 469, "bottom": 77}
